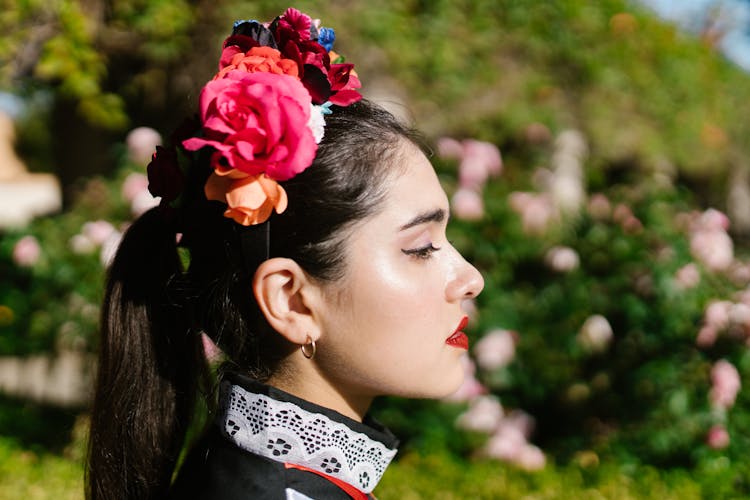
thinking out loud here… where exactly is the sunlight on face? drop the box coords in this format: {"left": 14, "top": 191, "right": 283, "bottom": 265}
{"left": 315, "top": 140, "right": 484, "bottom": 400}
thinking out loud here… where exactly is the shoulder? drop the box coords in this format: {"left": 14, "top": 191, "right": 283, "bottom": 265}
{"left": 170, "top": 426, "right": 351, "bottom": 500}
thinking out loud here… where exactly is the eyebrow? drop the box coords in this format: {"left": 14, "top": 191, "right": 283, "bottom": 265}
{"left": 398, "top": 208, "right": 447, "bottom": 231}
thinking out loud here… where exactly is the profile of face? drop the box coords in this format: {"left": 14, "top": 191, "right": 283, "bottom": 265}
{"left": 313, "top": 139, "right": 485, "bottom": 404}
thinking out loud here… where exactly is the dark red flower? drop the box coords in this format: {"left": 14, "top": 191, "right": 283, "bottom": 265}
{"left": 147, "top": 146, "right": 185, "bottom": 203}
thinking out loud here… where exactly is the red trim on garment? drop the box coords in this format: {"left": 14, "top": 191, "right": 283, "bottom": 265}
{"left": 284, "top": 462, "right": 370, "bottom": 500}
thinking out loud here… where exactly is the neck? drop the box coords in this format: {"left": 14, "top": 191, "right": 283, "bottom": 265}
{"left": 267, "top": 365, "right": 373, "bottom": 422}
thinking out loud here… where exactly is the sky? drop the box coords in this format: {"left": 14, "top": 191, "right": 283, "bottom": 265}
{"left": 641, "top": 0, "right": 750, "bottom": 71}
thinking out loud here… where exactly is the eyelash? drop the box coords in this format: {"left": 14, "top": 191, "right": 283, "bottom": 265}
{"left": 402, "top": 243, "right": 441, "bottom": 260}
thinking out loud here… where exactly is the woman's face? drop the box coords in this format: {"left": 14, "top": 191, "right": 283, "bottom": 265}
{"left": 315, "top": 140, "right": 484, "bottom": 400}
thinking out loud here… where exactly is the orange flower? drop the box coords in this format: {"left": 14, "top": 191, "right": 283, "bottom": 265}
{"left": 205, "top": 171, "right": 288, "bottom": 226}
{"left": 214, "top": 46, "right": 299, "bottom": 80}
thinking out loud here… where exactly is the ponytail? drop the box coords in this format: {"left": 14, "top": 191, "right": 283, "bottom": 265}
{"left": 87, "top": 208, "right": 204, "bottom": 499}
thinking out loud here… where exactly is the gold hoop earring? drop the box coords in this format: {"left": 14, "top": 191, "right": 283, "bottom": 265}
{"left": 301, "top": 335, "right": 316, "bottom": 359}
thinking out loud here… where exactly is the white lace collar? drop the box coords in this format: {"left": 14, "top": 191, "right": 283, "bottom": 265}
{"left": 218, "top": 378, "right": 398, "bottom": 494}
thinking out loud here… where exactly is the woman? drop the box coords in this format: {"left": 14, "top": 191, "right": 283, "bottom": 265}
{"left": 87, "top": 7, "right": 483, "bottom": 500}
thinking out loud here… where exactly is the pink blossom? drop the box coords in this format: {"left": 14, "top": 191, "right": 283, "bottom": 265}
{"left": 704, "top": 300, "right": 732, "bottom": 330}
{"left": 503, "top": 409, "right": 536, "bottom": 440}
{"left": 729, "top": 303, "right": 750, "bottom": 327}
{"left": 699, "top": 208, "right": 730, "bottom": 232}
{"left": 458, "top": 157, "right": 490, "bottom": 190}
{"left": 729, "top": 262, "right": 750, "bottom": 285}
{"left": 69, "top": 234, "right": 96, "bottom": 255}
{"left": 612, "top": 203, "right": 633, "bottom": 223}
{"left": 484, "top": 424, "right": 526, "bottom": 461}
{"left": 12, "top": 235, "right": 40, "bottom": 267}
{"left": 587, "top": 193, "right": 611, "bottom": 220}
{"left": 577, "top": 315, "right": 613, "bottom": 353}
{"left": 509, "top": 192, "right": 558, "bottom": 236}
{"left": 544, "top": 246, "right": 580, "bottom": 272}
{"left": 696, "top": 324, "right": 719, "bottom": 348}
{"left": 710, "top": 359, "right": 741, "bottom": 409}
{"left": 621, "top": 215, "right": 643, "bottom": 234}
{"left": 436, "top": 137, "right": 464, "bottom": 160}
{"left": 183, "top": 72, "right": 316, "bottom": 181}
{"left": 82, "top": 220, "right": 116, "bottom": 246}
{"left": 100, "top": 231, "right": 123, "bottom": 267}
{"left": 131, "top": 190, "right": 160, "bottom": 218}
{"left": 736, "top": 289, "right": 750, "bottom": 306}
{"left": 674, "top": 263, "right": 700, "bottom": 290}
{"left": 550, "top": 175, "right": 584, "bottom": 214}
{"left": 474, "top": 329, "right": 516, "bottom": 371}
{"left": 443, "top": 355, "right": 486, "bottom": 402}
{"left": 126, "top": 127, "right": 162, "bottom": 165}
{"left": 121, "top": 172, "right": 150, "bottom": 202}
{"left": 463, "top": 140, "right": 502, "bottom": 177}
{"left": 706, "top": 425, "right": 730, "bottom": 449}
{"left": 451, "top": 188, "right": 484, "bottom": 221}
{"left": 515, "top": 444, "right": 546, "bottom": 470}
{"left": 691, "top": 230, "right": 734, "bottom": 272}
{"left": 456, "top": 395, "right": 504, "bottom": 433}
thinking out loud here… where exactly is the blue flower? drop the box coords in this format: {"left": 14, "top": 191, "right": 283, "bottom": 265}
{"left": 318, "top": 27, "right": 335, "bottom": 52}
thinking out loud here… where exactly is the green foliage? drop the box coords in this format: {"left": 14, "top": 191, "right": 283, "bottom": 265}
{"left": 0, "top": 166, "right": 138, "bottom": 355}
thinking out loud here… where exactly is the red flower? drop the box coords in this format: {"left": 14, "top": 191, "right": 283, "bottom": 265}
{"left": 182, "top": 71, "right": 316, "bottom": 181}
{"left": 147, "top": 146, "right": 184, "bottom": 203}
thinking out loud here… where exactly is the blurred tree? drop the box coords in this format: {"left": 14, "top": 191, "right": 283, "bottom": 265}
{"left": 0, "top": 0, "right": 225, "bottom": 191}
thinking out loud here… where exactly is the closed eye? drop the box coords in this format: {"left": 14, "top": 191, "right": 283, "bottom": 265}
{"left": 402, "top": 243, "right": 441, "bottom": 260}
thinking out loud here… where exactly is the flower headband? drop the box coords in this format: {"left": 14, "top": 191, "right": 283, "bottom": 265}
{"left": 147, "top": 7, "right": 361, "bottom": 226}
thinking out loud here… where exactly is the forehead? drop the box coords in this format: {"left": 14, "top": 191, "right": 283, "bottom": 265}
{"left": 379, "top": 143, "right": 449, "bottom": 220}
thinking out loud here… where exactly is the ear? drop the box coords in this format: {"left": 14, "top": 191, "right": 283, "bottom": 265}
{"left": 252, "top": 257, "right": 322, "bottom": 345}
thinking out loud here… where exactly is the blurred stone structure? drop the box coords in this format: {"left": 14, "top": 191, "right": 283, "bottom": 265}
{"left": 0, "top": 350, "right": 92, "bottom": 407}
{"left": 0, "top": 111, "right": 61, "bottom": 228}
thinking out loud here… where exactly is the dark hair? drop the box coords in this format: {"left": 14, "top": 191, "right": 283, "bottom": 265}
{"left": 86, "top": 99, "right": 422, "bottom": 499}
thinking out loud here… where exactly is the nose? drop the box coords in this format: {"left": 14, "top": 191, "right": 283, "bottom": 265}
{"left": 446, "top": 256, "right": 484, "bottom": 302}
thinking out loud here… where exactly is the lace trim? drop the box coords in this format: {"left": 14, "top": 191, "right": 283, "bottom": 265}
{"left": 219, "top": 381, "right": 397, "bottom": 494}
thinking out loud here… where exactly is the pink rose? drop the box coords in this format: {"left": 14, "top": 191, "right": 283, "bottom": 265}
{"left": 436, "top": 137, "right": 463, "bottom": 159}
{"left": 577, "top": 315, "right": 613, "bottom": 353}
{"left": 545, "top": 246, "right": 580, "bottom": 272}
{"left": 484, "top": 425, "right": 525, "bottom": 461}
{"left": 456, "top": 395, "right": 504, "bottom": 433}
{"left": 121, "top": 173, "right": 149, "bottom": 202}
{"left": 699, "top": 208, "right": 730, "bottom": 232}
{"left": 706, "top": 425, "right": 730, "bottom": 449}
{"left": 709, "top": 359, "right": 741, "bottom": 410}
{"left": 587, "top": 193, "right": 611, "bottom": 220}
{"left": 451, "top": 188, "right": 484, "bottom": 221}
{"left": 183, "top": 71, "right": 316, "bottom": 181}
{"left": 443, "top": 355, "right": 487, "bottom": 402}
{"left": 704, "top": 300, "right": 732, "bottom": 330}
{"left": 126, "top": 127, "right": 162, "bottom": 165}
{"left": 674, "top": 263, "right": 700, "bottom": 290}
{"left": 458, "top": 157, "right": 490, "bottom": 190}
{"left": 463, "top": 140, "right": 502, "bottom": 177}
{"left": 696, "top": 324, "right": 718, "bottom": 348}
{"left": 515, "top": 444, "right": 546, "bottom": 470}
{"left": 691, "top": 229, "right": 734, "bottom": 272}
{"left": 474, "top": 329, "right": 516, "bottom": 371}
{"left": 12, "top": 235, "right": 40, "bottom": 267}
{"left": 82, "top": 220, "right": 116, "bottom": 246}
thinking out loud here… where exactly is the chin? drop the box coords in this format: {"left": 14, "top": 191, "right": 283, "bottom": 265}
{"left": 420, "top": 363, "right": 467, "bottom": 400}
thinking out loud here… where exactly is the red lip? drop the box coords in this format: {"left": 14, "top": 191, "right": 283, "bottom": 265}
{"left": 446, "top": 316, "right": 469, "bottom": 350}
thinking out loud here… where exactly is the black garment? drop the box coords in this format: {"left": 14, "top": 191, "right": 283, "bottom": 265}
{"left": 170, "top": 374, "right": 398, "bottom": 499}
